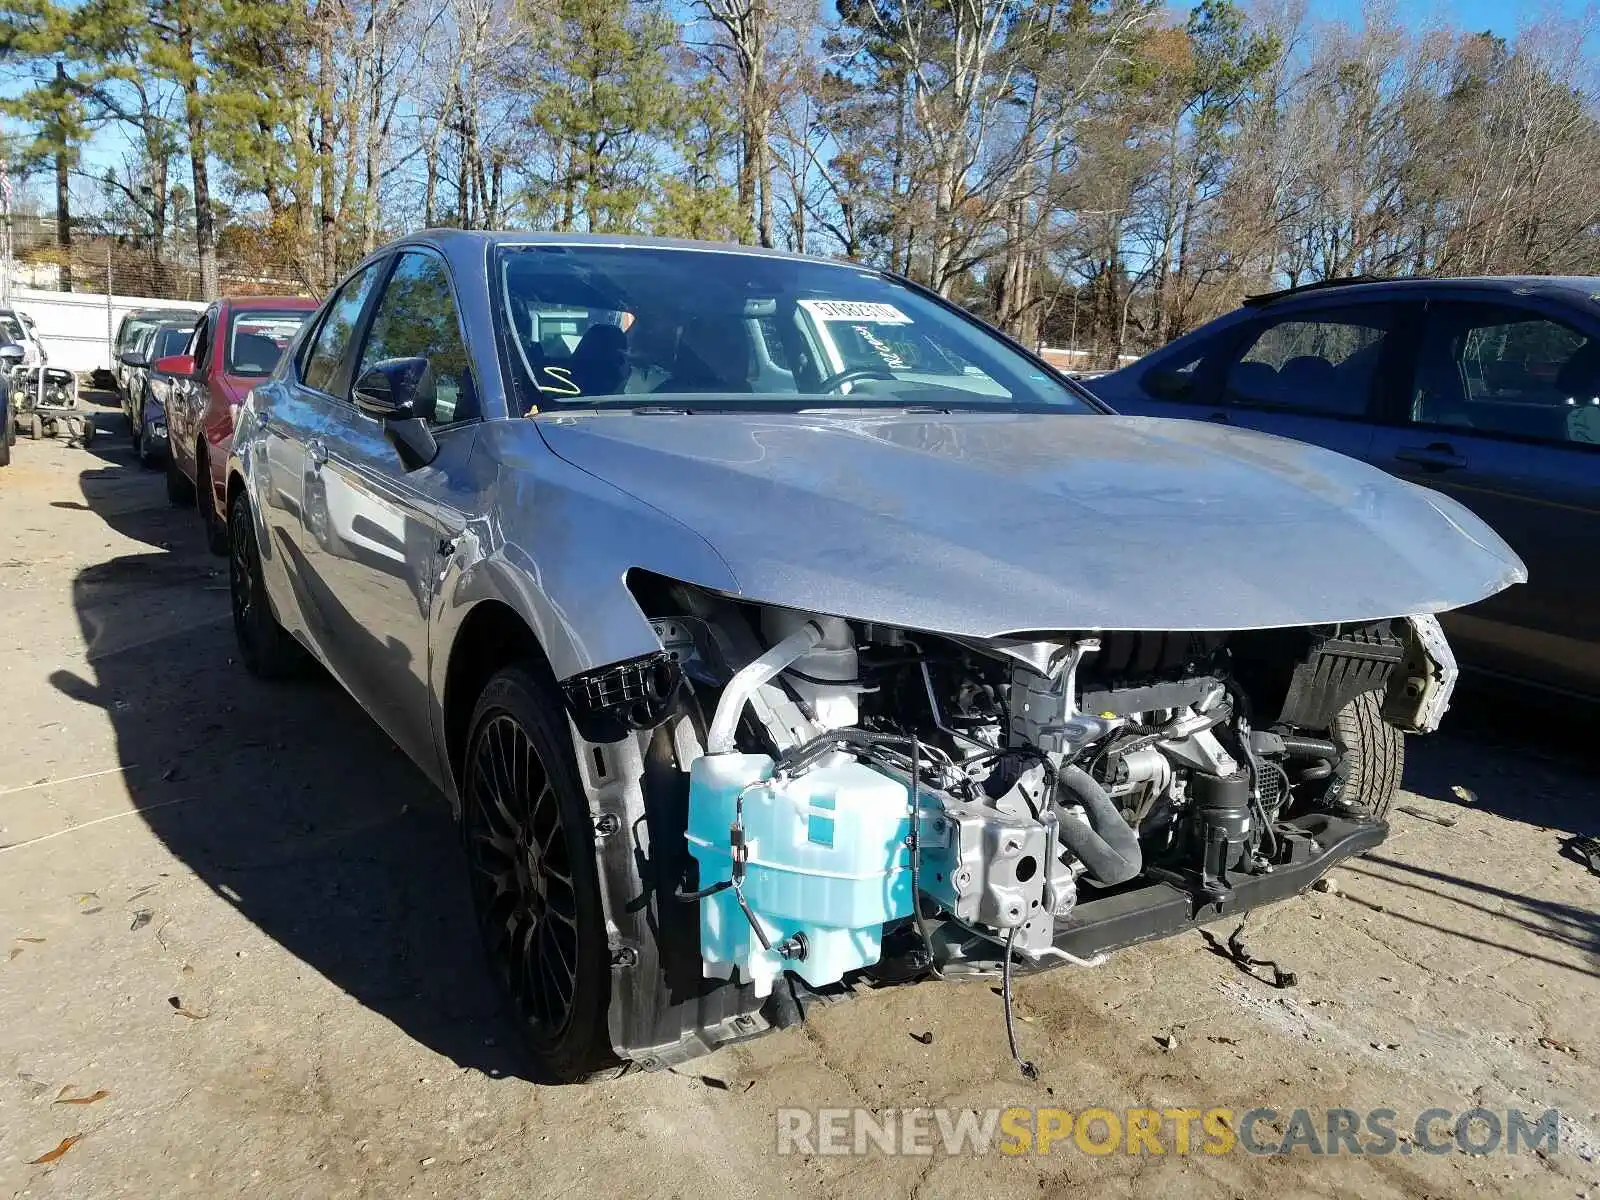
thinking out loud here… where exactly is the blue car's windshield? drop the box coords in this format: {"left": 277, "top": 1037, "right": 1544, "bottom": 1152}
{"left": 493, "top": 244, "right": 1092, "bottom": 413}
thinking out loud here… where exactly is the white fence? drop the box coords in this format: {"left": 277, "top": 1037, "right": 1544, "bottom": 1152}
{"left": 3, "top": 286, "right": 207, "bottom": 375}
{"left": 1037, "top": 346, "right": 1141, "bottom": 372}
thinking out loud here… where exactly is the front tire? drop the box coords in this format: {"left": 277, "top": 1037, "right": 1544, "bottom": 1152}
{"left": 137, "top": 419, "right": 157, "bottom": 467}
{"left": 200, "top": 450, "right": 228, "bottom": 555}
{"left": 166, "top": 450, "right": 195, "bottom": 506}
{"left": 462, "top": 665, "right": 621, "bottom": 1083}
{"left": 229, "top": 491, "right": 304, "bottom": 680}
{"left": 1324, "top": 691, "right": 1404, "bottom": 819}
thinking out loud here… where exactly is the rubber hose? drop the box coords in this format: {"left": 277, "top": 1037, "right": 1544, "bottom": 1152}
{"left": 1278, "top": 734, "right": 1340, "bottom": 762}
{"left": 1054, "top": 764, "right": 1143, "bottom": 887}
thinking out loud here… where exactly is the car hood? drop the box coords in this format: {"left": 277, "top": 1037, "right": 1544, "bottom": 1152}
{"left": 534, "top": 409, "right": 1526, "bottom": 636}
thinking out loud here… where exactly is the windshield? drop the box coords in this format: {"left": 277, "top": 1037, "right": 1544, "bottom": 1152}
{"left": 120, "top": 319, "right": 159, "bottom": 351}
{"left": 0, "top": 316, "right": 22, "bottom": 344}
{"left": 494, "top": 245, "right": 1091, "bottom": 413}
{"left": 227, "top": 310, "right": 310, "bottom": 376}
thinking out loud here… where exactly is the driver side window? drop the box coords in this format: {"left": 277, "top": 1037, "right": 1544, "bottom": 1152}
{"left": 1222, "top": 308, "right": 1394, "bottom": 417}
{"left": 188, "top": 313, "right": 213, "bottom": 372}
{"left": 353, "top": 251, "right": 478, "bottom": 426}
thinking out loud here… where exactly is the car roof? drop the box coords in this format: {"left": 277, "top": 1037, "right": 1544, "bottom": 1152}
{"left": 219, "top": 295, "right": 318, "bottom": 312}
{"left": 1245, "top": 275, "right": 1600, "bottom": 311}
{"left": 123, "top": 307, "right": 197, "bottom": 322}
{"left": 407, "top": 227, "right": 856, "bottom": 270}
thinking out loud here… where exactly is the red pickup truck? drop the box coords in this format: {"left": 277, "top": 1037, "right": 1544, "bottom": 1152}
{"left": 157, "top": 295, "right": 317, "bottom": 553}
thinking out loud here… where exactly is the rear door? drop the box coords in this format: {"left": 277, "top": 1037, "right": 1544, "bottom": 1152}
{"left": 296, "top": 248, "right": 482, "bottom": 770}
{"left": 1367, "top": 299, "right": 1600, "bottom": 696}
{"left": 255, "top": 267, "right": 385, "bottom": 648}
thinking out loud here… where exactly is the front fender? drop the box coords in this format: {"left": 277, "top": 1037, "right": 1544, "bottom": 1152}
{"left": 427, "top": 425, "right": 742, "bottom": 812}
{"left": 434, "top": 423, "right": 740, "bottom": 676}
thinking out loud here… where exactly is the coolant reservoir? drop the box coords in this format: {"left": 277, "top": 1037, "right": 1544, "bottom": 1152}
{"left": 686, "top": 752, "right": 913, "bottom": 997}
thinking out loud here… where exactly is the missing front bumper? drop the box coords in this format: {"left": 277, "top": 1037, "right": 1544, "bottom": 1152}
{"left": 1046, "top": 812, "right": 1387, "bottom": 962}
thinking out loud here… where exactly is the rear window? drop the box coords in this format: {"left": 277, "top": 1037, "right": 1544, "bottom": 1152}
{"left": 153, "top": 327, "right": 192, "bottom": 360}
{"left": 227, "top": 310, "right": 311, "bottom": 377}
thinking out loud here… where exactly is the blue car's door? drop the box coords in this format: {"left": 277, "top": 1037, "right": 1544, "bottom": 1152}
{"left": 1367, "top": 298, "right": 1600, "bottom": 698}
{"left": 1102, "top": 303, "right": 1416, "bottom": 466}
{"left": 1187, "top": 303, "right": 1427, "bottom": 463}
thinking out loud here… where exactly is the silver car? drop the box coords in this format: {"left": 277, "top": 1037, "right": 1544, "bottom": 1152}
{"left": 226, "top": 232, "right": 1523, "bottom": 1081}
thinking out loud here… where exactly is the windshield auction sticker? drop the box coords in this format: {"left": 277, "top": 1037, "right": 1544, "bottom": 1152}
{"left": 799, "top": 300, "right": 913, "bottom": 324}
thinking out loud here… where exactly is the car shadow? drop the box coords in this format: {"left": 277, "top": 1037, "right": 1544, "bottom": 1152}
{"left": 53, "top": 406, "right": 530, "bottom": 1080}
{"left": 1402, "top": 679, "right": 1599, "bottom": 832}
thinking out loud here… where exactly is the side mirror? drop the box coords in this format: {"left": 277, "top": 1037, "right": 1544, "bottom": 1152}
{"left": 353, "top": 357, "right": 438, "bottom": 470}
{"left": 1142, "top": 366, "right": 1194, "bottom": 400}
{"left": 0, "top": 343, "right": 24, "bottom": 368}
{"left": 153, "top": 354, "right": 196, "bottom": 377}
{"left": 120, "top": 350, "right": 149, "bottom": 368}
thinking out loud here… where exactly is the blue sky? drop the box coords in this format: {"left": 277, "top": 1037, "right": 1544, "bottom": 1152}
{"left": 1316, "top": 0, "right": 1596, "bottom": 38}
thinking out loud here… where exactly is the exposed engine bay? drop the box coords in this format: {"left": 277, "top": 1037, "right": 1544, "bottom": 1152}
{"left": 581, "top": 583, "right": 1451, "bottom": 979}
{"left": 562, "top": 582, "right": 1456, "bottom": 1068}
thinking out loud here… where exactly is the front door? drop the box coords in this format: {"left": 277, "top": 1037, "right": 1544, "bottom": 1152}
{"left": 1189, "top": 303, "right": 1416, "bottom": 463}
{"left": 296, "top": 249, "right": 482, "bottom": 773}
{"left": 170, "top": 308, "right": 216, "bottom": 485}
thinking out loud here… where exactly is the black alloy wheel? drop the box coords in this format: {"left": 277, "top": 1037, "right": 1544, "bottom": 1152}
{"left": 462, "top": 666, "right": 619, "bottom": 1082}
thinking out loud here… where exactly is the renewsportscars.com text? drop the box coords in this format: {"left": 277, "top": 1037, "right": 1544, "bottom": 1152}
{"left": 775, "top": 1106, "right": 1562, "bottom": 1158}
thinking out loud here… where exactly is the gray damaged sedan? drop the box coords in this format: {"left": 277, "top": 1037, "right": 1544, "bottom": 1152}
{"left": 226, "top": 232, "right": 1524, "bottom": 1081}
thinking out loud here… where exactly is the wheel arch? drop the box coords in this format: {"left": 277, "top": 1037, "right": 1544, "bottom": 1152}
{"left": 438, "top": 598, "right": 557, "bottom": 818}
{"left": 225, "top": 465, "right": 247, "bottom": 513}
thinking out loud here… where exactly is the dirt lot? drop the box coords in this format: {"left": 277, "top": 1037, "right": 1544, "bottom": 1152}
{"left": 1, "top": 394, "right": 1598, "bottom": 1199}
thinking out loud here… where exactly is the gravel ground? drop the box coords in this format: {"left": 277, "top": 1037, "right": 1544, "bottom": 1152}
{"left": 1, "top": 394, "right": 1597, "bottom": 1199}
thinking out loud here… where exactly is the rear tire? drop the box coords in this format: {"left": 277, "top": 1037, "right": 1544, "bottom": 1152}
{"left": 229, "top": 491, "right": 304, "bottom": 680}
{"left": 1325, "top": 690, "right": 1404, "bottom": 819}
{"left": 461, "top": 664, "right": 623, "bottom": 1084}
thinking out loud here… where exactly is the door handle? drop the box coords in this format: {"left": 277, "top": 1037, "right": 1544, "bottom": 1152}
{"left": 1395, "top": 442, "right": 1466, "bottom": 471}
{"left": 1205, "top": 411, "right": 1230, "bottom": 423}
{"left": 308, "top": 439, "right": 328, "bottom": 467}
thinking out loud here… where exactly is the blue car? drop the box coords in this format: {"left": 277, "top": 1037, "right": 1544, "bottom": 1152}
{"left": 1082, "top": 276, "right": 1600, "bottom": 701}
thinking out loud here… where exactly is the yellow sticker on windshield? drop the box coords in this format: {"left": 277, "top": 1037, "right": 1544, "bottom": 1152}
{"left": 799, "top": 299, "right": 913, "bottom": 324}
